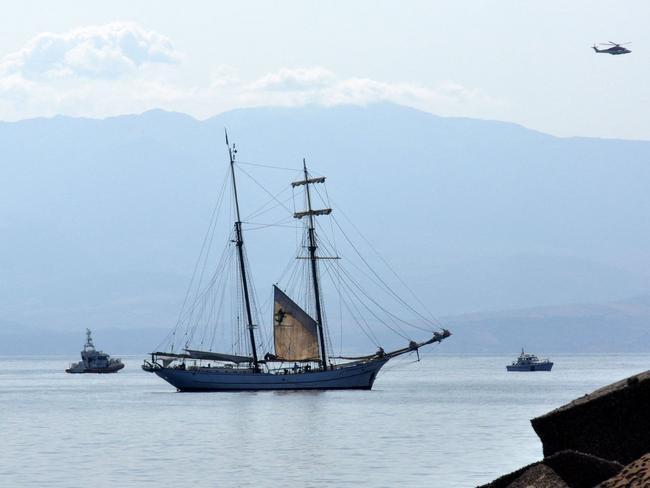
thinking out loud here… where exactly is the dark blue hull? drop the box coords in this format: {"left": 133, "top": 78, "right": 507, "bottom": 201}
{"left": 153, "top": 359, "right": 388, "bottom": 391}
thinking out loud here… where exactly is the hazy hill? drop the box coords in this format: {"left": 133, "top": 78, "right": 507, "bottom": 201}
{"left": 2, "top": 295, "right": 649, "bottom": 355}
{"left": 442, "top": 295, "right": 650, "bottom": 353}
{"left": 2, "top": 103, "right": 650, "bottom": 352}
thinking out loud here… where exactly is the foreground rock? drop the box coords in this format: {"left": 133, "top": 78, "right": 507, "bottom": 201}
{"left": 478, "top": 450, "right": 622, "bottom": 488}
{"left": 480, "top": 370, "right": 650, "bottom": 487}
{"left": 595, "top": 453, "right": 650, "bottom": 488}
{"left": 507, "top": 464, "right": 568, "bottom": 488}
{"left": 531, "top": 371, "right": 650, "bottom": 464}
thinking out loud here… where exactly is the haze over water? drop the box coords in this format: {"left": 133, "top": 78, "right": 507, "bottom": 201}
{"left": 2, "top": 353, "right": 647, "bottom": 487}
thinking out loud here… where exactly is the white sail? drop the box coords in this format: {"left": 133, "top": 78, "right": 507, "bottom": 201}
{"left": 273, "top": 285, "right": 320, "bottom": 361}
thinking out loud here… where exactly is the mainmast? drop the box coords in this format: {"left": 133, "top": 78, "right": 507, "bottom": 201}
{"left": 226, "top": 131, "right": 259, "bottom": 370}
{"left": 293, "top": 159, "right": 331, "bottom": 370}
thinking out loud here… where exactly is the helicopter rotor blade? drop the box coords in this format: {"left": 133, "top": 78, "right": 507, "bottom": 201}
{"left": 606, "top": 41, "right": 631, "bottom": 46}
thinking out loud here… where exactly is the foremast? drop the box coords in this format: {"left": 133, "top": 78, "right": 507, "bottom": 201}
{"left": 226, "top": 132, "right": 260, "bottom": 371}
{"left": 293, "top": 160, "right": 332, "bottom": 370}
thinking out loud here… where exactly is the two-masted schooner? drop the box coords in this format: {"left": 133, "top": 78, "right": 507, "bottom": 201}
{"left": 142, "top": 134, "right": 450, "bottom": 391}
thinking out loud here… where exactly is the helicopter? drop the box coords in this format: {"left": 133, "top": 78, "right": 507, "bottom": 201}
{"left": 592, "top": 41, "right": 632, "bottom": 55}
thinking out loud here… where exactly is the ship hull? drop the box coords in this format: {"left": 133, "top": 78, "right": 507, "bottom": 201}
{"left": 66, "top": 363, "right": 125, "bottom": 374}
{"left": 152, "top": 359, "right": 389, "bottom": 392}
{"left": 506, "top": 362, "right": 553, "bottom": 372}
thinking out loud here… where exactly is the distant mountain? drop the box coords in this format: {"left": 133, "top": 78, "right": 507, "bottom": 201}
{"left": 441, "top": 295, "right": 650, "bottom": 353}
{"left": 3, "top": 295, "right": 649, "bottom": 355}
{"left": 2, "top": 103, "right": 650, "bottom": 351}
{"left": 0, "top": 324, "right": 165, "bottom": 356}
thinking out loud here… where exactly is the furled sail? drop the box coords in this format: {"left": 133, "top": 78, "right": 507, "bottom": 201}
{"left": 273, "top": 285, "right": 320, "bottom": 361}
{"left": 184, "top": 349, "right": 254, "bottom": 364}
{"left": 152, "top": 350, "right": 254, "bottom": 364}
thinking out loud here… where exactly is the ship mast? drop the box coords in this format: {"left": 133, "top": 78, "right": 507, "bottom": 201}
{"left": 293, "top": 159, "right": 331, "bottom": 370}
{"left": 85, "top": 328, "right": 94, "bottom": 351}
{"left": 226, "top": 131, "right": 259, "bottom": 370}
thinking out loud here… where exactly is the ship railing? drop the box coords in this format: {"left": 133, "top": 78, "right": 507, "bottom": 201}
{"left": 141, "top": 359, "right": 160, "bottom": 372}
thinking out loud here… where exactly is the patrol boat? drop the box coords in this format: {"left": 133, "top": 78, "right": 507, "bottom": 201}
{"left": 506, "top": 348, "right": 553, "bottom": 372}
{"left": 66, "top": 329, "right": 124, "bottom": 373}
{"left": 142, "top": 134, "right": 451, "bottom": 391}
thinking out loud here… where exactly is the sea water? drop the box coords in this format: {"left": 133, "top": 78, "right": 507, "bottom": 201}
{"left": 0, "top": 353, "right": 647, "bottom": 487}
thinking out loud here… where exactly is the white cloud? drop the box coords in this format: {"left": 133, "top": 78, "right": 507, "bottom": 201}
{"left": 0, "top": 22, "right": 179, "bottom": 80}
{"left": 0, "top": 26, "right": 500, "bottom": 121}
{"left": 329, "top": 78, "right": 488, "bottom": 108}
{"left": 250, "top": 67, "right": 336, "bottom": 91}
{"left": 236, "top": 68, "right": 497, "bottom": 114}
{"left": 209, "top": 65, "right": 240, "bottom": 88}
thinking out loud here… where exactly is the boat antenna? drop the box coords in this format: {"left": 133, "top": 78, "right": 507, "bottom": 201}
{"left": 85, "top": 328, "right": 94, "bottom": 350}
{"left": 293, "top": 159, "right": 331, "bottom": 370}
{"left": 225, "top": 129, "right": 259, "bottom": 370}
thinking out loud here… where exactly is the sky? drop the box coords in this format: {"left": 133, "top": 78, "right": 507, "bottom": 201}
{"left": 0, "top": 0, "right": 649, "bottom": 140}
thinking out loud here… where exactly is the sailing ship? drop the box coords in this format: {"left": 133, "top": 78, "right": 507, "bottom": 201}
{"left": 142, "top": 134, "right": 450, "bottom": 391}
{"left": 66, "top": 329, "right": 124, "bottom": 374}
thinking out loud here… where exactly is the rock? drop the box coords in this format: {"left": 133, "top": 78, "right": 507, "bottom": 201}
{"left": 542, "top": 451, "right": 623, "bottom": 488}
{"left": 479, "top": 450, "right": 622, "bottom": 488}
{"left": 595, "top": 452, "right": 650, "bottom": 488}
{"left": 531, "top": 370, "right": 650, "bottom": 464}
{"left": 506, "top": 464, "right": 569, "bottom": 488}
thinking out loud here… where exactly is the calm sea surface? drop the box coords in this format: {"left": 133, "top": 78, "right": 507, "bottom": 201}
{"left": 1, "top": 353, "right": 647, "bottom": 487}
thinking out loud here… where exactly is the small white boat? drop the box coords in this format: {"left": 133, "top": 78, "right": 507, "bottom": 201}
{"left": 507, "top": 348, "right": 553, "bottom": 372}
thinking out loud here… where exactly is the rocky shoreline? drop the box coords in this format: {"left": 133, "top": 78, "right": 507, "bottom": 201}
{"left": 479, "top": 370, "right": 650, "bottom": 488}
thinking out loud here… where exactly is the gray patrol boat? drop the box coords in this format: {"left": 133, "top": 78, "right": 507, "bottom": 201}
{"left": 507, "top": 349, "right": 553, "bottom": 372}
{"left": 66, "top": 329, "right": 124, "bottom": 374}
{"left": 142, "top": 134, "right": 451, "bottom": 391}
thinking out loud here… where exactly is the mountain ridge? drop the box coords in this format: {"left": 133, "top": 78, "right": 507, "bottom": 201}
{"left": 2, "top": 102, "right": 650, "bottom": 352}
{"left": 2, "top": 293, "right": 649, "bottom": 355}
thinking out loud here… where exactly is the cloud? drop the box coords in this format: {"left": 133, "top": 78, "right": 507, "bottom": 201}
{"left": 238, "top": 68, "right": 496, "bottom": 113}
{"left": 250, "top": 67, "right": 336, "bottom": 91}
{"left": 209, "top": 65, "right": 240, "bottom": 88}
{"left": 0, "top": 22, "right": 179, "bottom": 80}
{"left": 0, "top": 26, "right": 500, "bottom": 121}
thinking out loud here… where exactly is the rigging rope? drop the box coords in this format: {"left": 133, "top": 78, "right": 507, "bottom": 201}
{"left": 236, "top": 165, "right": 294, "bottom": 214}
{"left": 330, "top": 212, "right": 441, "bottom": 331}
{"left": 243, "top": 185, "right": 294, "bottom": 222}
{"left": 323, "top": 190, "right": 445, "bottom": 330}
{"left": 154, "top": 168, "right": 230, "bottom": 352}
{"left": 237, "top": 160, "right": 303, "bottom": 172}
{"left": 321, "top": 259, "right": 381, "bottom": 346}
